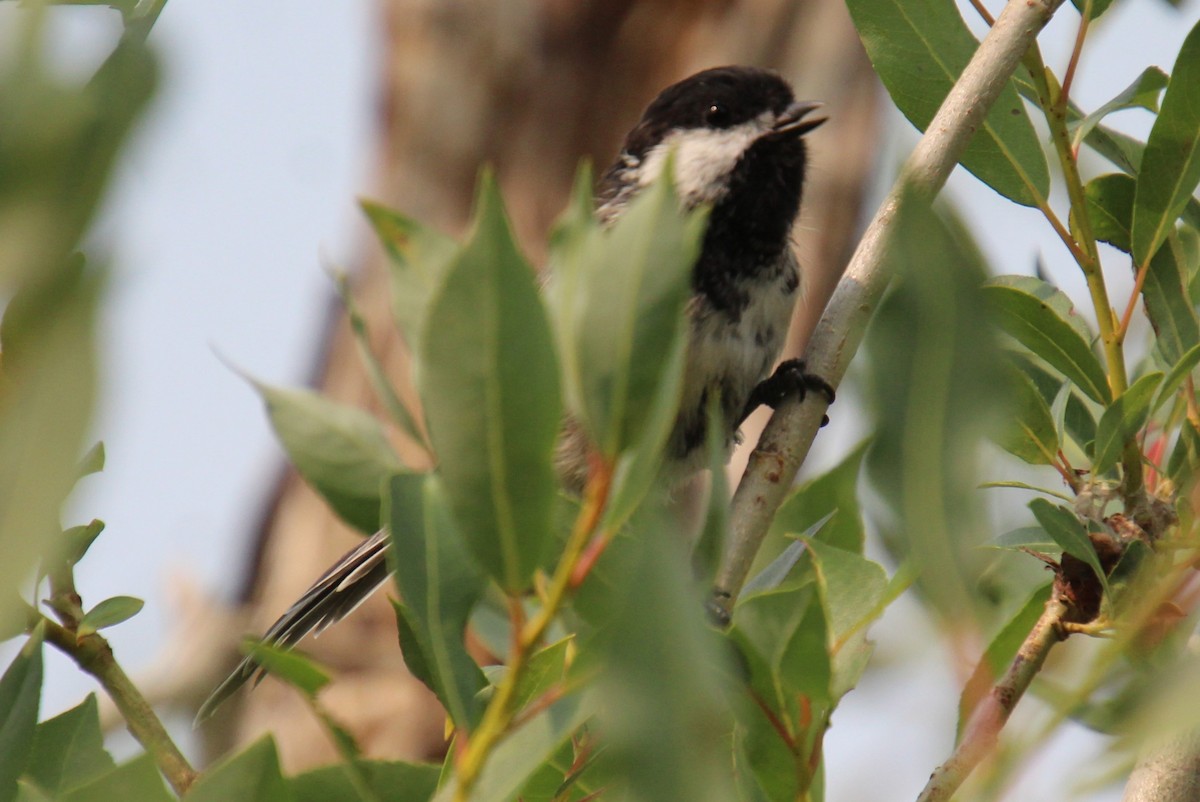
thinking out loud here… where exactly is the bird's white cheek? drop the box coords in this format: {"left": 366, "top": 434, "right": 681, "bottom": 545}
{"left": 639, "top": 124, "right": 762, "bottom": 206}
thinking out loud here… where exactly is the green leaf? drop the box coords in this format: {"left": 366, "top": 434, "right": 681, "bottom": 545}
{"left": 742, "top": 515, "right": 833, "bottom": 596}
{"left": 771, "top": 443, "right": 868, "bottom": 553}
{"left": 23, "top": 695, "right": 113, "bottom": 796}
{"left": 1069, "top": 0, "right": 1116, "bottom": 19}
{"left": 59, "top": 754, "right": 171, "bottom": 802}
{"left": 183, "top": 737, "right": 290, "bottom": 802}
{"left": 361, "top": 200, "right": 459, "bottom": 349}
{"left": 0, "top": 635, "right": 42, "bottom": 802}
{"left": 548, "top": 159, "right": 705, "bottom": 458}
{"left": 1029, "top": 499, "right": 1107, "bottom": 587}
{"left": 979, "top": 481, "right": 1072, "bottom": 502}
{"left": 982, "top": 276, "right": 1110, "bottom": 404}
{"left": 806, "top": 541, "right": 888, "bottom": 645}
{"left": 62, "top": 520, "right": 105, "bottom": 567}
{"left": 845, "top": 0, "right": 1049, "bottom": 206}
{"left": 249, "top": 380, "right": 403, "bottom": 533}
{"left": 1169, "top": 420, "right": 1200, "bottom": 484}
{"left": 1083, "top": 173, "right": 1135, "bottom": 252}
{"left": 1071, "top": 67, "right": 1168, "bottom": 151}
{"left": 987, "top": 526, "right": 1059, "bottom": 551}
{"left": 76, "top": 597, "right": 142, "bottom": 637}
{"left": 418, "top": 174, "right": 561, "bottom": 591}
{"left": 957, "top": 584, "right": 1052, "bottom": 735}
{"left": 1133, "top": 19, "right": 1200, "bottom": 267}
{"left": 242, "top": 644, "right": 330, "bottom": 698}
{"left": 1154, "top": 342, "right": 1200, "bottom": 412}
{"left": 993, "top": 368, "right": 1058, "bottom": 464}
{"left": 386, "top": 474, "right": 486, "bottom": 729}
{"left": 291, "top": 760, "right": 440, "bottom": 802}
{"left": 1092, "top": 372, "right": 1163, "bottom": 474}
{"left": 1144, "top": 232, "right": 1200, "bottom": 365}
{"left": 691, "top": 393, "right": 732, "bottom": 583}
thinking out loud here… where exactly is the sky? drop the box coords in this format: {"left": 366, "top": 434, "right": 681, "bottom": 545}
{"left": 5, "top": 0, "right": 1199, "bottom": 799}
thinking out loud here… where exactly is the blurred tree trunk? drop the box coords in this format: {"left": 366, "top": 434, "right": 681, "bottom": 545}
{"left": 206, "top": 0, "right": 882, "bottom": 771}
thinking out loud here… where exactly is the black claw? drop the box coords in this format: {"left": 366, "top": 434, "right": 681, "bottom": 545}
{"left": 739, "top": 359, "right": 836, "bottom": 426}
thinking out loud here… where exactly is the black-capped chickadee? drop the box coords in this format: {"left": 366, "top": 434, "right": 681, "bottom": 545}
{"left": 197, "top": 65, "right": 829, "bottom": 722}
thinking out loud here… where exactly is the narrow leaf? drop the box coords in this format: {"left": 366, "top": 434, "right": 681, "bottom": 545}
{"left": 1154, "top": 342, "right": 1200, "bottom": 412}
{"left": 982, "top": 276, "right": 1111, "bottom": 404}
{"left": 1071, "top": 67, "right": 1168, "bottom": 150}
{"left": 993, "top": 368, "right": 1058, "bottom": 465}
{"left": 1144, "top": 237, "right": 1200, "bottom": 365}
{"left": 0, "top": 635, "right": 42, "bottom": 802}
{"left": 77, "top": 597, "right": 142, "bottom": 636}
{"left": 1092, "top": 372, "right": 1163, "bottom": 474}
{"left": 418, "top": 174, "right": 561, "bottom": 590}
{"left": 242, "top": 644, "right": 330, "bottom": 698}
{"left": 1133, "top": 19, "right": 1200, "bottom": 267}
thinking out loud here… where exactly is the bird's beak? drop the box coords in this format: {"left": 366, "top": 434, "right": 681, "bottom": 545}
{"left": 769, "top": 101, "right": 827, "bottom": 138}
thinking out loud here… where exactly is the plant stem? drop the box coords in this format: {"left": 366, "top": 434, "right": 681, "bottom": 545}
{"left": 916, "top": 595, "right": 1069, "bottom": 802}
{"left": 453, "top": 463, "right": 612, "bottom": 801}
{"left": 713, "top": 0, "right": 1069, "bottom": 616}
{"left": 31, "top": 611, "right": 197, "bottom": 795}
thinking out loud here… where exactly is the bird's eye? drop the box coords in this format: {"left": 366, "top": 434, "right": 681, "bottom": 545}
{"left": 705, "top": 102, "right": 732, "bottom": 127}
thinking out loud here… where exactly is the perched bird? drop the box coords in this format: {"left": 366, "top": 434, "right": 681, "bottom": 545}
{"left": 197, "top": 65, "right": 830, "bottom": 723}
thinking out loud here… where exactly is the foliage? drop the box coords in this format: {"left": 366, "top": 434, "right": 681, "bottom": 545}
{"left": 5, "top": 0, "right": 1200, "bottom": 801}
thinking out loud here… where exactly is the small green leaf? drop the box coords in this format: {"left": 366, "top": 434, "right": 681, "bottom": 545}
{"left": 76, "top": 597, "right": 142, "bottom": 637}
{"left": 986, "top": 526, "right": 1058, "bottom": 551}
{"left": 993, "top": 368, "right": 1058, "bottom": 464}
{"left": 1029, "top": 499, "right": 1107, "bottom": 587}
{"left": 1092, "top": 372, "right": 1163, "bottom": 474}
{"left": 845, "top": 0, "right": 1049, "bottom": 205}
{"left": 24, "top": 695, "right": 113, "bottom": 796}
{"left": 1071, "top": 67, "right": 1168, "bottom": 150}
{"left": 249, "top": 379, "right": 403, "bottom": 533}
{"left": 0, "top": 634, "right": 42, "bottom": 802}
{"left": 1083, "top": 173, "right": 1135, "bottom": 252}
{"left": 742, "top": 514, "right": 834, "bottom": 597}
{"left": 182, "top": 737, "right": 290, "bottom": 802}
{"left": 1154, "top": 342, "right": 1200, "bottom": 412}
{"left": 1133, "top": 19, "right": 1200, "bottom": 267}
{"left": 386, "top": 474, "right": 487, "bottom": 729}
{"left": 58, "top": 754, "right": 171, "bottom": 802}
{"left": 62, "top": 520, "right": 105, "bottom": 566}
{"left": 242, "top": 644, "right": 330, "bottom": 698}
{"left": 418, "top": 174, "right": 561, "bottom": 591}
{"left": 361, "top": 200, "right": 459, "bottom": 348}
{"left": 982, "top": 276, "right": 1111, "bottom": 404}
{"left": 979, "top": 481, "right": 1072, "bottom": 502}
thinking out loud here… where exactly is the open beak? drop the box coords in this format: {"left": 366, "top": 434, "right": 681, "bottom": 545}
{"left": 769, "top": 100, "right": 827, "bottom": 138}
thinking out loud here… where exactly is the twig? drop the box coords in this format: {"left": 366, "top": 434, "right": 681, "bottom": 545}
{"left": 30, "top": 610, "right": 198, "bottom": 795}
{"left": 916, "top": 594, "right": 1070, "bottom": 802}
{"left": 712, "top": 0, "right": 1069, "bottom": 615}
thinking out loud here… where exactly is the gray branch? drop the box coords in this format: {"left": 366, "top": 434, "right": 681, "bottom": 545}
{"left": 712, "top": 0, "right": 1068, "bottom": 615}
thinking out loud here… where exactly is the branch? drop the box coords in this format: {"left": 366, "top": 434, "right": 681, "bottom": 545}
{"left": 711, "top": 0, "right": 1069, "bottom": 617}
{"left": 916, "top": 594, "right": 1069, "bottom": 801}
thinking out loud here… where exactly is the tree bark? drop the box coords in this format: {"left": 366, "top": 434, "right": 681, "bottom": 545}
{"left": 209, "top": 0, "right": 881, "bottom": 771}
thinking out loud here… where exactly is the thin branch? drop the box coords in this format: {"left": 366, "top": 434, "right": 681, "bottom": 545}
{"left": 29, "top": 610, "right": 197, "bottom": 795}
{"left": 712, "top": 0, "right": 1070, "bottom": 615}
{"left": 916, "top": 595, "right": 1070, "bottom": 802}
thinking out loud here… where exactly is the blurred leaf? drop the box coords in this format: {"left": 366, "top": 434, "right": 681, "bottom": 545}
{"left": 771, "top": 443, "right": 868, "bottom": 554}
{"left": 1154, "top": 342, "right": 1200, "bottom": 412}
{"left": 957, "top": 584, "right": 1052, "bottom": 735}
{"left": 242, "top": 643, "right": 330, "bottom": 698}
{"left": 1169, "top": 420, "right": 1200, "bottom": 485}
{"left": 1132, "top": 19, "right": 1200, "bottom": 267}
{"left": 742, "top": 514, "right": 834, "bottom": 597}
{"left": 75, "top": 443, "right": 104, "bottom": 480}
{"left": 62, "top": 520, "right": 105, "bottom": 567}
{"left": 1083, "top": 173, "right": 1135, "bottom": 252}
{"left": 807, "top": 540, "right": 887, "bottom": 700}
{"left": 0, "top": 634, "right": 42, "bottom": 802}
{"left": 982, "top": 276, "right": 1110, "bottom": 404}
{"left": 987, "top": 526, "right": 1059, "bottom": 551}
{"left": 1071, "top": 67, "right": 1167, "bottom": 150}
{"left": 1065, "top": 392, "right": 1098, "bottom": 459}
{"left": 23, "top": 695, "right": 113, "bottom": 796}
{"left": 76, "top": 596, "right": 142, "bottom": 637}
{"left": 993, "top": 367, "right": 1058, "bottom": 464}
{"left": 1070, "top": 0, "right": 1116, "bottom": 18}
{"left": 182, "top": 737, "right": 290, "bottom": 802}
{"left": 418, "top": 174, "right": 561, "bottom": 591}
{"left": 58, "top": 754, "right": 170, "bottom": 802}
{"left": 845, "top": 0, "right": 1049, "bottom": 205}
{"left": 1092, "top": 371, "right": 1162, "bottom": 474}
{"left": 361, "top": 200, "right": 459, "bottom": 349}
{"left": 290, "top": 760, "right": 440, "bottom": 802}
{"left": 866, "top": 201, "right": 1004, "bottom": 620}
{"left": 979, "top": 481, "right": 1072, "bottom": 502}
{"left": 386, "top": 475, "right": 486, "bottom": 729}
{"left": 249, "top": 380, "right": 402, "bottom": 534}
{"left": 692, "top": 394, "right": 732, "bottom": 583}
{"left": 547, "top": 160, "right": 704, "bottom": 458}
{"left": 1029, "top": 499, "right": 1107, "bottom": 588}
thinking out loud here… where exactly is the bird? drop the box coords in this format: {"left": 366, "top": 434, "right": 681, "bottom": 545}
{"left": 196, "top": 65, "right": 830, "bottom": 723}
